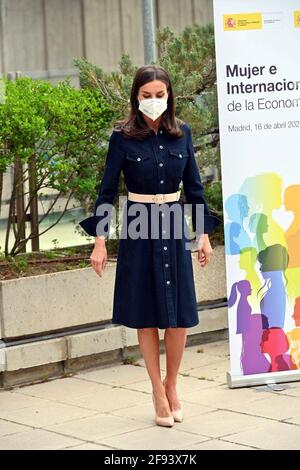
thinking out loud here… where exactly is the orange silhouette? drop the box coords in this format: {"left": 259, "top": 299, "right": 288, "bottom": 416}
{"left": 284, "top": 185, "right": 300, "bottom": 268}
{"left": 286, "top": 297, "right": 300, "bottom": 369}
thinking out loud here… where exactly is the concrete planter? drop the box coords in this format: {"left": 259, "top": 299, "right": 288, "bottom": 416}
{"left": 0, "top": 245, "right": 228, "bottom": 388}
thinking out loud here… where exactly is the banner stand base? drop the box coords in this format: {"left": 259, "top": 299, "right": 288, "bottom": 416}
{"left": 227, "top": 370, "right": 300, "bottom": 389}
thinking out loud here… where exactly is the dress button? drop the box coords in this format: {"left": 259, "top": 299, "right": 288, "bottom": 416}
{"left": 161, "top": 212, "right": 165, "bottom": 217}
{"left": 159, "top": 145, "right": 163, "bottom": 149}
{"left": 166, "top": 280, "right": 170, "bottom": 285}
{"left": 160, "top": 130, "right": 163, "bottom": 134}
{"left": 179, "top": 154, "right": 182, "bottom": 158}
{"left": 137, "top": 157, "right": 141, "bottom": 161}
{"left": 165, "top": 263, "right": 169, "bottom": 267}
{"left": 163, "top": 246, "right": 168, "bottom": 251}
{"left": 159, "top": 162, "right": 163, "bottom": 167}
{"left": 160, "top": 180, "right": 164, "bottom": 184}
{"left": 162, "top": 230, "right": 166, "bottom": 234}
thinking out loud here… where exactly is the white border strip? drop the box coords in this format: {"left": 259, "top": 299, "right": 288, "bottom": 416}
{"left": 227, "top": 370, "right": 300, "bottom": 388}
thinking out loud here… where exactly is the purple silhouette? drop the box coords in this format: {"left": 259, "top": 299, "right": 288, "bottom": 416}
{"left": 228, "top": 280, "right": 270, "bottom": 375}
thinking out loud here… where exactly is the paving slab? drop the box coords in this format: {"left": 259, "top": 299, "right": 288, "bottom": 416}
{"left": 274, "top": 384, "right": 300, "bottom": 398}
{"left": 0, "top": 401, "right": 96, "bottom": 427}
{"left": 221, "top": 421, "right": 300, "bottom": 450}
{"left": 50, "top": 386, "right": 150, "bottom": 412}
{"left": 187, "top": 341, "right": 230, "bottom": 358}
{"left": 0, "top": 428, "right": 82, "bottom": 450}
{"left": 44, "top": 413, "right": 152, "bottom": 441}
{"left": 99, "top": 427, "right": 209, "bottom": 450}
{"left": 0, "top": 391, "right": 52, "bottom": 412}
{"left": 75, "top": 364, "right": 149, "bottom": 387}
{"left": 13, "top": 377, "right": 108, "bottom": 400}
{"left": 184, "top": 439, "right": 256, "bottom": 450}
{"left": 178, "top": 409, "right": 273, "bottom": 438}
{"left": 0, "top": 419, "right": 29, "bottom": 438}
{"left": 184, "top": 360, "right": 230, "bottom": 383}
{"left": 182, "top": 384, "right": 272, "bottom": 410}
{"left": 220, "top": 394, "right": 300, "bottom": 421}
{"left": 284, "top": 416, "right": 300, "bottom": 426}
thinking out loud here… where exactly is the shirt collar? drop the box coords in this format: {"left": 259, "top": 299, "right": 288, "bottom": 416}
{"left": 148, "top": 123, "right": 165, "bottom": 135}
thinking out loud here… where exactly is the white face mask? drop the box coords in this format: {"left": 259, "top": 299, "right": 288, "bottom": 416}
{"left": 138, "top": 97, "right": 168, "bottom": 121}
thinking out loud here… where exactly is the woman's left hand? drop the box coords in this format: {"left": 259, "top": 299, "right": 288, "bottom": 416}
{"left": 197, "top": 234, "right": 213, "bottom": 268}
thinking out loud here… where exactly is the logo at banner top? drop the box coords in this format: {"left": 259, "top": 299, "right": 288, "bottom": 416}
{"left": 223, "top": 12, "right": 262, "bottom": 31}
{"left": 294, "top": 11, "right": 300, "bottom": 27}
{"left": 225, "top": 17, "right": 236, "bottom": 28}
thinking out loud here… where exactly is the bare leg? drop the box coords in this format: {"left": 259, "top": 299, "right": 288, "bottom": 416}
{"left": 163, "top": 327, "right": 187, "bottom": 411}
{"left": 137, "top": 328, "right": 172, "bottom": 417}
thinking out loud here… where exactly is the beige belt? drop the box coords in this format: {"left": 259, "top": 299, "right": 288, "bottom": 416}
{"left": 128, "top": 190, "right": 181, "bottom": 204}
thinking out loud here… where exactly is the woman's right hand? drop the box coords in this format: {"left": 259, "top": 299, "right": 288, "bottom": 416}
{"left": 90, "top": 237, "right": 107, "bottom": 277}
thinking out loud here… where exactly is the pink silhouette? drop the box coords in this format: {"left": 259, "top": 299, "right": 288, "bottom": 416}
{"left": 261, "top": 327, "right": 296, "bottom": 372}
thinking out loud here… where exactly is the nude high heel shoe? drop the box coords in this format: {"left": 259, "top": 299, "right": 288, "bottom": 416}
{"left": 163, "top": 378, "right": 183, "bottom": 423}
{"left": 171, "top": 407, "right": 183, "bottom": 423}
{"left": 151, "top": 393, "right": 174, "bottom": 427}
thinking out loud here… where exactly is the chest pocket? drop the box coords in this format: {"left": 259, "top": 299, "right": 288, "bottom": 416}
{"left": 124, "top": 152, "right": 153, "bottom": 183}
{"left": 168, "top": 149, "right": 189, "bottom": 160}
{"left": 167, "top": 148, "right": 189, "bottom": 179}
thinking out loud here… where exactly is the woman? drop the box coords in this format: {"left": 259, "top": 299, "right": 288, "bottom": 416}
{"left": 79, "top": 65, "right": 221, "bottom": 428}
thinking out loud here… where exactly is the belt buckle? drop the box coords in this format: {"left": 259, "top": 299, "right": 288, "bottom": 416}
{"left": 153, "top": 193, "right": 165, "bottom": 204}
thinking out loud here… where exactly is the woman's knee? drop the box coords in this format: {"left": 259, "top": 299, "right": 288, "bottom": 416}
{"left": 165, "top": 327, "right": 186, "bottom": 333}
{"left": 137, "top": 327, "right": 158, "bottom": 333}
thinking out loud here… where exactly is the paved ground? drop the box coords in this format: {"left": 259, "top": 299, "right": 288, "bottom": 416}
{"left": 0, "top": 339, "right": 300, "bottom": 450}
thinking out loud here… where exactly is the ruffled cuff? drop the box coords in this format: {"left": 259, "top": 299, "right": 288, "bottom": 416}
{"left": 78, "top": 215, "right": 110, "bottom": 237}
{"left": 191, "top": 205, "right": 223, "bottom": 235}
{"left": 202, "top": 213, "right": 223, "bottom": 234}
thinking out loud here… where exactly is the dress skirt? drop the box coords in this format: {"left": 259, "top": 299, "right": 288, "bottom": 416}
{"left": 111, "top": 199, "right": 199, "bottom": 329}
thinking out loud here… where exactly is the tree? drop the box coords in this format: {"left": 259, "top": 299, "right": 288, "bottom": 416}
{"left": 0, "top": 77, "right": 113, "bottom": 256}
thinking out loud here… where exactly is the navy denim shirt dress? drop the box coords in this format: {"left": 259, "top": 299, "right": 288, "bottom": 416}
{"left": 79, "top": 121, "right": 222, "bottom": 329}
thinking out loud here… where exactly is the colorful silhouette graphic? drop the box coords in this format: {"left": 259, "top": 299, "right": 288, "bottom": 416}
{"left": 226, "top": 172, "right": 300, "bottom": 376}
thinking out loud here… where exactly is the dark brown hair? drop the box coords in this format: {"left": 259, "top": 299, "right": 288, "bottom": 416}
{"left": 114, "top": 65, "right": 184, "bottom": 140}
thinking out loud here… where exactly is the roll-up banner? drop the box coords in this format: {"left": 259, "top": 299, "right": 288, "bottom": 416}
{"left": 213, "top": 0, "right": 300, "bottom": 388}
